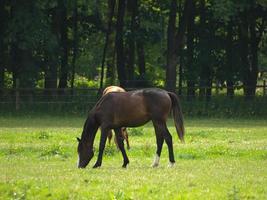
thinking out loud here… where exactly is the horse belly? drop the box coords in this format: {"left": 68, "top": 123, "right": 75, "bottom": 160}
{"left": 121, "top": 114, "right": 150, "bottom": 127}
{"left": 114, "top": 102, "right": 150, "bottom": 127}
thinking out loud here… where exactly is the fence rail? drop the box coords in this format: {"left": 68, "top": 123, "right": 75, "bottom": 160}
{"left": 0, "top": 87, "right": 266, "bottom": 118}
{"left": 0, "top": 83, "right": 266, "bottom": 111}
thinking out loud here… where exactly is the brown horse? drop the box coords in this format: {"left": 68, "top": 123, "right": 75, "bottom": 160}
{"left": 77, "top": 88, "right": 184, "bottom": 168}
{"left": 102, "top": 86, "right": 130, "bottom": 149}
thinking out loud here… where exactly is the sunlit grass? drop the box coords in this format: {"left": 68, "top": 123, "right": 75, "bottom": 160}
{"left": 0, "top": 116, "right": 266, "bottom": 199}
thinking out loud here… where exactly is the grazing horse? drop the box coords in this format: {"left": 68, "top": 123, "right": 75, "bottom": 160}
{"left": 77, "top": 88, "right": 184, "bottom": 168}
{"left": 102, "top": 86, "right": 130, "bottom": 149}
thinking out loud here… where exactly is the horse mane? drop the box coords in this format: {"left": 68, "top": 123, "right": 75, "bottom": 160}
{"left": 88, "top": 94, "right": 110, "bottom": 114}
{"left": 82, "top": 109, "right": 100, "bottom": 141}
{"left": 82, "top": 91, "right": 117, "bottom": 140}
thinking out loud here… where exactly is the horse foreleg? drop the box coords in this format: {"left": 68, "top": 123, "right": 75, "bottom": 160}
{"left": 122, "top": 128, "right": 130, "bottom": 150}
{"left": 93, "top": 128, "right": 109, "bottom": 168}
{"left": 107, "top": 130, "right": 113, "bottom": 145}
{"left": 114, "top": 128, "right": 129, "bottom": 168}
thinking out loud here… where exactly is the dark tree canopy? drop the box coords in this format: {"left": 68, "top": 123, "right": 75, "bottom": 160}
{"left": 0, "top": 0, "right": 266, "bottom": 99}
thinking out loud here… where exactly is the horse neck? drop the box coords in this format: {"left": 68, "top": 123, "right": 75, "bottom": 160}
{"left": 81, "top": 114, "right": 99, "bottom": 146}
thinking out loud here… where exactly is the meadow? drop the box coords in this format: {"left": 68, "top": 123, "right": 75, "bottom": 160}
{"left": 0, "top": 116, "right": 266, "bottom": 199}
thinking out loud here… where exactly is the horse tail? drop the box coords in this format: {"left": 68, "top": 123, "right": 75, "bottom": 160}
{"left": 168, "top": 92, "right": 185, "bottom": 143}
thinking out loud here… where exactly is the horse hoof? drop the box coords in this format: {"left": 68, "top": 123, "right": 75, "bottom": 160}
{"left": 93, "top": 163, "right": 101, "bottom": 168}
{"left": 151, "top": 163, "right": 159, "bottom": 168}
{"left": 122, "top": 161, "right": 129, "bottom": 168}
{"left": 122, "top": 164, "right": 128, "bottom": 168}
{"left": 168, "top": 162, "right": 175, "bottom": 168}
{"left": 151, "top": 154, "right": 160, "bottom": 168}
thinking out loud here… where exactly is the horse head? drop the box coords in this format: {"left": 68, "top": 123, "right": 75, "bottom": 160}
{"left": 77, "top": 137, "right": 94, "bottom": 168}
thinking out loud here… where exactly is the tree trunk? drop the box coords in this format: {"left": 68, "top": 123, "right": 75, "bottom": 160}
{"left": 166, "top": 0, "right": 191, "bottom": 92}
{"left": 198, "top": 0, "right": 206, "bottom": 99}
{"left": 178, "top": 0, "right": 183, "bottom": 96}
{"left": 0, "top": 0, "right": 6, "bottom": 91}
{"left": 226, "top": 20, "right": 234, "bottom": 97}
{"left": 198, "top": 0, "right": 212, "bottom": 101}
{"left": 125, "top": 0, "right": 138, "bottom": 87}
{"left": 115, "top": 0, "right": 127, "bottom": 87}
{"left": 135, "top": 0, "right": 146, "bottom": 87}
{"left": 206, "top": 74, "right": 212, "bottom": 101}
{"left": 240, "top": 1, "right": 263, "bottom": 99}
{"left": 105, "top": 0, "right": 117, "bottom": 86}
{"left": 186, "top": 0, "right": 195, "bottom": 100}
{"left": 166, "top": 0, "right": 178, "bottom": 92}
{"left": 239, "top": 11, "right": 250, "bottom": 98}
{"left": 106, "top": 49, "right": 116, "bottom": 85}
{"left": 71, "top": 0, "right": 78, "bottom": 93}
{"left": 125, "top": 39, "right": 135, "bottom": 87}
{"left": 178, "top": 52, "right": 183, "bottom": 95}
{"left": 136, "top": 41, "right": 146, "bottom": 87}
{"left": 44, "top": 59, "right": 57, "bottom": 97}
{"left": 249, "top": 4, "right": 258, "bottom": 98}
{"left": 100, "top": 0, "right": 116, "bottom": 90}
{"left": 0, "top": 62, "right": 3, "bottom": 89}
{"left": 43, "top": 4, "right": 61, "bottom": 96}
{"left": 58, "top": 0, "right": 68, "bottom": 90}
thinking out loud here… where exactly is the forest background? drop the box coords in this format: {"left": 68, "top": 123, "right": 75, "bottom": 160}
{"left": 0, "top": 0, "right": 266, "bottom": 116}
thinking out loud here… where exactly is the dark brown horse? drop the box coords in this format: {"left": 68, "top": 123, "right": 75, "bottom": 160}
{"left": 102, "top": 86, "right": 130, "bottom": 149}
{"left": 77, "top": 88, "right": 184, "bottom": 168}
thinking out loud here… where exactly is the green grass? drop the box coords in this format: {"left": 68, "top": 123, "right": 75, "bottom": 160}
{"left": 0, "top": 116, "right": 266, "bottom": 199}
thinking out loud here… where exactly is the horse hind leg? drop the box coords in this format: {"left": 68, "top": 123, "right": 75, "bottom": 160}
{"left": 114, "top": 128, "right": 129, "bottom": 168}
{"left": 153, "top": 120, "right": 175, "bottom": 167}
{"left": 151, "top": 121, "right": 164, "bottom": 167}
{"left": 162, "top": 123, "right": 175, "bottom": 166}
{"left": 107, "top": 130, "right": 120, "bottom": 150}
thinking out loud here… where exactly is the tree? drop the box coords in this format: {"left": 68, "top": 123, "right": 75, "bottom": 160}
{"left": 58, "top": 0, "right": 69, "bottom": 90}
{"left": 100, "top": 0, "right": 116, "bottom": 90}
{"left": 71, "top": 0, "right": 78, "bottom": 92}
{"left": 135, "top": 0, "right": 146, "bottom": 87}
{"left": 185, "top": 0, "right": 196, "bottom": 100}
{"left": 238, "top": 1, "right": 266, "bottom": 98}
{"left": 116, "top": 0, "right": 127, "bottom": 87}
{"left": 166, "top": 0, "right": 178, "bottom": 92}
{"left": 0, "top": 0, "right": 7, "bottom": 92}
{"left": 166, "top": 0, "right": 192, "bottom": 92}
{"left": 226, "top": 19, "right": 234, "bottom": 97}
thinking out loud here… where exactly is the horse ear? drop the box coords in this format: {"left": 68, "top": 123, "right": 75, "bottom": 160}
{"left": 76, "top": 137, "right": 81, "bottom": 142}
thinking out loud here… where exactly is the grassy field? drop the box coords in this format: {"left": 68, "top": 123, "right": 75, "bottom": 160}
{"left": 0, "top": 116, "right": 266, "bottom": 200}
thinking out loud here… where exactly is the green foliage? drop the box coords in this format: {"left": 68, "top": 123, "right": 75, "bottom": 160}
{"left": 38, "top": 131, "right": 50, "bottom": 140}
{"left": 1, "top": 94, "right": 266, "bottom": 118}
{"left": 127, "top": 127, "right": 144, "bottom": 136}
{"left": 0, "top": 0, "right": 266, "bottom": 103}
{"left": 40, "top": 144, "right": 70, "bottom": 159}
{"left": 103, "top": 145, "right": 116, "bottom": 156}
{"left": 74, "top": 75, "right": 99, "bottom": 88}
{"left": 211, "top": 0, "right": 237, "bottom": 22}
{"left": 182, "top": 96, "right": 267, "bottom": 118}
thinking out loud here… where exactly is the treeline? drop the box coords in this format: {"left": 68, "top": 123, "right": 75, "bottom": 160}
{"left": 0, "top": 0, "right": 266, "bottom": 99}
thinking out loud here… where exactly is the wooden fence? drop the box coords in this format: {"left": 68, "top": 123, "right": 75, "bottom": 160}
{"left": 0, "top": 81, "right": 266, "bottom": 111}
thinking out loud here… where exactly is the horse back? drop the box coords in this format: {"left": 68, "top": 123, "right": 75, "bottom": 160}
{"left": 142, "top": 88, "right": 172, "bottom": 119}
{"left": 102, "top": 86, "right": 125, "bottom": 96}
{"left": 96, "top": 88, "right": 172, "bottom": 128}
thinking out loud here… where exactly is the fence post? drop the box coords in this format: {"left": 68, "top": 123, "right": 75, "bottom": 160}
{"left": 16, "top": 79, "right": 20, "bottom": 111}
{"left": 263, "top": 80, "right": 266, "bottom": 96}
